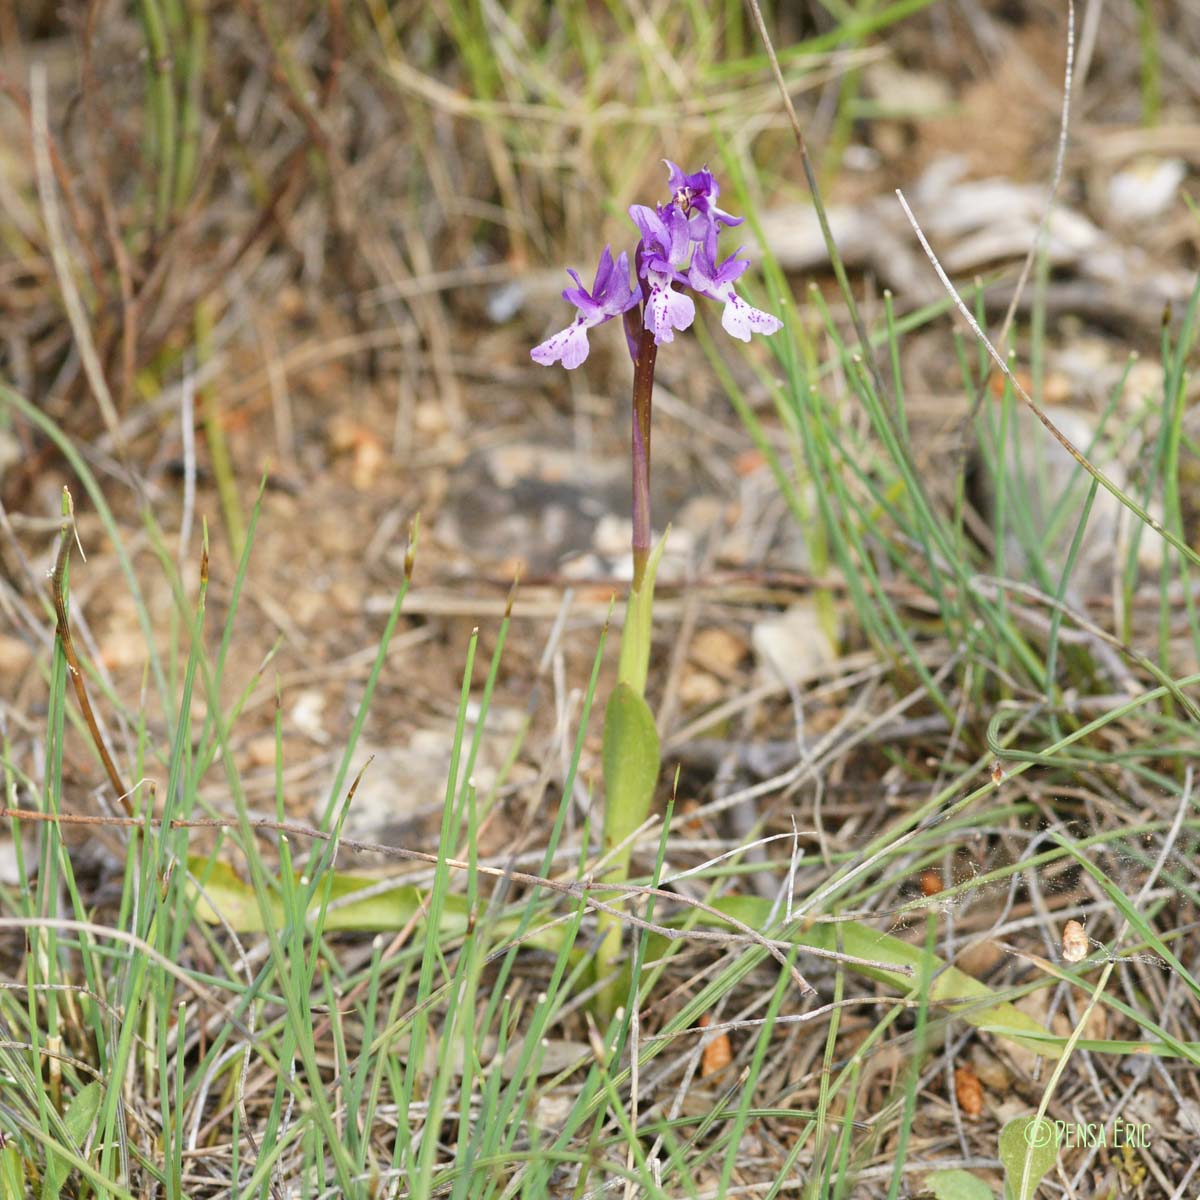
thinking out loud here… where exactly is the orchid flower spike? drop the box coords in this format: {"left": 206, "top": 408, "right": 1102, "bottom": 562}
{"left": 532, "top": 162, "right": 780, "bottom": 368}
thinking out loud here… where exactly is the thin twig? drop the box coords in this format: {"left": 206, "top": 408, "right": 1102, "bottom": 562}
{"left": 996, "top": 0, "right": 1076, "bottom": 352}
{"left": 50, "top": 511, "right": 131, "bottom": 814}
{"left": 30, "top": 64, "right": 126, "bottom": 459}
{"left": 895, "top": 188, "right": 1200, "bottom": 579}
{"left": 743, "top": 0, "right": 888, "bottom": 406}
{"left": 0, "top": 805, "right": 906, "bottom": 986}
{"left": 0, "top": 916, "right": 257, "bottom": 1041}
{"left": 952, "top": 0, "right": 1076, "bottom": 473}
{"left": 81, "top": 1, "right": 139, "bottom": 411}
{"left": 0, "top": 72, "right": 106, "bottom": 291}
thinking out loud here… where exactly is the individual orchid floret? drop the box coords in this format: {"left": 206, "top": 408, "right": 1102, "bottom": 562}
{"left": 628, "top": 203, "right": 691, "bottom": 274}
{"left": 664, "top": 160, "right": 744, "bottom": 239}
{"left": 630, "top": 203, "right": 695, "bottom": 345}
{"left": 642, "top": 266, "right": 696, "bottom": 346}
{"left": 531, "top": 246, "right": 640, "bottom": 369}
{"left": 688, "top": 237, "right": 783, "bottom": 343}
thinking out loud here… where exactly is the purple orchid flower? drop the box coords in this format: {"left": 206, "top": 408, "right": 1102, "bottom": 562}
{"left": 530, "top": 246, "right": 640, "bottom": 370}
{"left": 530, "top": 161, "right": 780, "bottom": 368}
{"left": 529, "top": 161, "right": 781, "bottom": 596}
{"left": 664, "top": 160, "right": 744, "bottom": 240}
{"left": 629, "top": 202, "right": 695, "bottom": 345}
{"left": 688, "top": 236, "right": 783, "bottom": 342}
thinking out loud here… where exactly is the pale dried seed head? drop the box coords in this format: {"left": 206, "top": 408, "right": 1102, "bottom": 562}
{"left": 1062, "top": 919, "right": 1088, "bottom": 963}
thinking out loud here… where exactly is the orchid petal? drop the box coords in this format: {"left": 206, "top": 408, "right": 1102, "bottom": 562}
{"left": 531, "top": 318, "right": 592, "bottom": 369}
{"left": 646, "top": 272, "right": 695, "bottom": 344}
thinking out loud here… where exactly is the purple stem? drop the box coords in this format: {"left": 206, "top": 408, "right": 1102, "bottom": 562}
{"left": 630, "top": 321, "right": 658, "bottom": 591}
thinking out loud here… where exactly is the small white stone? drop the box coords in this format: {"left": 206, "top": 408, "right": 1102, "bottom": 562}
{"left": 1108, "top": 158, "right": 1186, "bottom": 223}
{"left": 752, "top": 601, "right": 838, "bottom": 687}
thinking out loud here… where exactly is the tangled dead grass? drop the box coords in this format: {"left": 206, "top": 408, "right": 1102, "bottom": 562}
{"left": 1, "top": 2, "right": 1199, "bottom": 1196}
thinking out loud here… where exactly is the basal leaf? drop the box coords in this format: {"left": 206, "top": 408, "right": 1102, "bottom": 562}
{"left": 41, "top": 1081, "right": 101, "bottom": 1200}
{"left": 998, "top": 1116, "right": 1058, "bottom": 1200}
{"left": 188, "top": 857, "right": 444, "bottom": 933}
{"left": 186, "top": 857, "right": 565, "bottom": 953}
{"left": 690, "top": 896, "right": 1059, "bottom": 1059}
{"left": 601, "top": 682, "right": 661, "bottom": 878}
{"left": 924, "top": 1168, "right": 995, "bottom": 1200}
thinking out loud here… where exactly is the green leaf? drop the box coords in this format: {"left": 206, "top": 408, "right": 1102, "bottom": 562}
{"left": 0, "top": 1142, "right": 25, "bottom": 1198}
{"left": 924, "top": 1168, "right": 995, "bottom": 1200}
{"left": 596, "top": 633, "right": 663, "bottom": 1018}
{"left": 188, "top": 857, "right": 448, "bottom": 933}
{"left": 601, "top": 682, "right": 661, "bottom": 878}
{"left": 685, "top": 896, "right": 1059, "bottom": 1059}
{"left": 186, "top": 857, "right": 567, "bottom": 952}
{"left": 42, "top": 1081, "right": 101, "bottom": 1200}
{"left": 998, "top": 1116, "right": 1058, "bottom": 1200}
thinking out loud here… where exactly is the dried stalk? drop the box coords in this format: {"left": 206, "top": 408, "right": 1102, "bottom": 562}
{"left": 51, "top": 516, "right": 131, "bottom": 815}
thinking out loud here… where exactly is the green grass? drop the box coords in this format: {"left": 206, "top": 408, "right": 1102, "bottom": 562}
{"left": 6, "top": 249, "right": 1200, "bottom": 1189}
{"left": 2, "top": 2, "right": 1198, "bottom": 1197}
